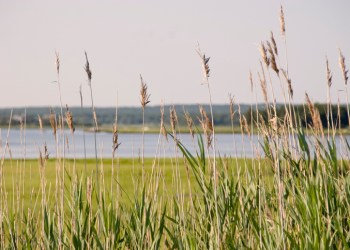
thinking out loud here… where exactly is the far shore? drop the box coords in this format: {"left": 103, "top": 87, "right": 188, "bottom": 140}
{"left": 3, "top": 124, "right": 350, "bottom": 135}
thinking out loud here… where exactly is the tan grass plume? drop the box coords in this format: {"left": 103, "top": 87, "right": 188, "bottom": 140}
{"left": 184, "top": 110, "right": 194, "bottom": 139}
{"left": 339, "top": 49, "right": 348, "bottom": 85}
{"left": 140, "top": 75, "right": 151, "bottom": 110}
{"left": 55, "top": 51, "right": 60, "bottom": 75}
{"left": 266, "top": 41, "right": 279, "bottom": 74}
{"left": 112, "top": 123, "right": 121, "bottom": 154}
{"left": 196, "top": 47, "right": 211, "bottom": 80}
{"left": 270, "top": 31, "right": 278, "bottom": 56}
{"left": 65, "top": 105, "right": 75, "bottom": 133}
{"left": 280, "top": 5, "right": 286, "bottom": 36}
{"left": 170, "top": 106, "right": 178, "bottom": 136}
{"left": 259, "top": 42, "right": 270, "bottom": 67}
{"left": 84, "top": 51, "right": 92, "bottom": 82}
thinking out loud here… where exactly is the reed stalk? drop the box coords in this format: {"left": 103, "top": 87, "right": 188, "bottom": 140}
{"left": 139, "top": 75, "right": 150, "bottom": 184}
{"left": 84, "top": 51, "right": 99, "bottom": 194}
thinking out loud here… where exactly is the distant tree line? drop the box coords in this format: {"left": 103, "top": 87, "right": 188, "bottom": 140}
{"left": 0, "top": 105, "right": 248, "bottom": 128}
{"left": 0, "top": 104, "right": 348, "bottom": 129}
{"left": 245, "top": 104, "right": 349, "bottom": 128}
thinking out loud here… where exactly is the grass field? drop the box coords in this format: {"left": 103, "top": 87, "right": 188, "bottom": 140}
{"left": 1, "top": 157, "right": 273, "bottom": 208}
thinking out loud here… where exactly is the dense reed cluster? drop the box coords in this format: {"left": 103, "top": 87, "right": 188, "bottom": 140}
{"left": 1, "top": 6, "right": 350, "bottom": 249}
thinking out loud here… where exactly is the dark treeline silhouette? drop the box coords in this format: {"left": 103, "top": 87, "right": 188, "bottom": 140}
{"left": 0, "top": 105, "right": 250, "bottom": 128}
{"left": 245, "top": 103, "right": 349, "bottom": 129}
{"left": 0, "top": 103, "right": 348, "bottom": 129}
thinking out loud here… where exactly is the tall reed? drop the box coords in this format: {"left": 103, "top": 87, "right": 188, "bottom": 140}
{"left": 84, "top": 51, "right": 99, "bottom": 192}
{"left": 139, "top": 74, "right": 150, "bottom": 184}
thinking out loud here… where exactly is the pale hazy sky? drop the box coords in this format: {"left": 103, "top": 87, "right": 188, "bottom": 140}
{"left": 1, "top": 0, "right": 349, "bottom": 107}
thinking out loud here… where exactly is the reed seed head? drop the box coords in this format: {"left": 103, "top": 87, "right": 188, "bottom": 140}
{"left": 270, "top": 31, "right": 278, "bottom": 56}
{"left": 258, "top": 71, "right": 268, "bottom": 104}
{"left": 240, "top": 115, "right": 250, "bottom": 136}
{"left": 55, "top": 51, "right": 60, "bottom": 75}
{"left": 229, "top": 94, "right": 235, "bottom": 121}
{"left": 170, "top": 106, "right": 178, "bottom": 135}
{"left": 84, "top": 51, "right": 92, "bottom": 82}
{"left": 269, "top": 116, "right": 278, "bottom": 132}
{"left": 249, "top": 70, "right": 254, "bottom": 92}
{"left": 65, "top": 105, "right": 75, "bottom": 133}
{"left": 112, "top": 123, "right": 121, "bottom": 154}
{"left": 326, "top": 57, "right": 332, "bottom": 87}
{"left": 259, "top": 42, "right": 270, "bottom": 67}
{"left": 339, "top": 49, "right": 348, "bottom": 85}
{"left": 184, "top": 110, "right": 194, "bottom": 139}
{"left": 305, "top": 93, "right": 322, "bottom": 132}
{"left": 280, "top": 5, "right": 286, "bottom": 36}
{"left": 140, "top": 75, "right": 151, "bottom": 110}
{"left": 44, "top": 143, "right": 49, "bottom": 160}
{"left": 266, "top": 41, "right": 279, "bottom": 74}
{"left": 39, "top": 143, "right": 49, "bottom": 168}
{"left": 196, "top": 47, "right": 211, "bottom": 80}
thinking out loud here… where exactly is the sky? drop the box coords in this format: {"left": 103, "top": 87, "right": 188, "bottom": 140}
{"left": 1, "top": 0, "right": 350, "bottom": 108}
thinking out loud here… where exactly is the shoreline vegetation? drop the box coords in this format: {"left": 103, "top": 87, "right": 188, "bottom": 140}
{"left": 1, "top": 6, "right": 350, "bottom": 249}
{"left": 4, "top": 124, "right": 350, "bottom": 135}
{"left": 1, "top": 102, "right": 349, "bottom": 132}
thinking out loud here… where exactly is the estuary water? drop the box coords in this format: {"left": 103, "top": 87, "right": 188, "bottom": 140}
{"left": 0, "top": 128, "right": 257, "bottom": 159}
{"left": 0, "top": 128, "right": 349, "bottom": 159}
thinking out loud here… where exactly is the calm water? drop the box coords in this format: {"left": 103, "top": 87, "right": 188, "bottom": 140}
{"left": 0, "top": 128, "right": 257, "bottom": 159}
{"left": 0, "top": 128, "right": 349, "bottom": 159}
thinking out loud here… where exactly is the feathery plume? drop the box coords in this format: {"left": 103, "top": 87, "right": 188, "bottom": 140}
{"left": 249, "top": 70, "right": 254, "bottom": 92}
{"left": 84, "top": 51, "right": 92, "bottom": 82}
{"left": 184, "top": 110, "right": 194, "bottom": 139}
{"left": 112, "top": 123, "right": 121, "bottom": 154}
{"left": 65, "top": 105, "right": 75, "bottom": 133}
{"left": 259, "top": 42, "right": 270, "bottom": 67}
{"left": 270, "top": 31, "right": 278, "bottom": 56}
{"left": 267, "top": 41, "right": 279, "bottom": 74}
{"left": 280, "top": 5, "right": 286, "bottom": 36}
{"left": 229, "top": 94, "right": 235, "bottom": 121}
{"left": 305, "top": 93, "right": 322, "bottom": 131}
{"left": 326, "top": 57, "right": 332, "bottom": 87}
{"left": 170, "top": 106, "right": 178, "bottom": 135}
{"left": 55, "top": 51, "right": 60, "bottom": 75}
{"left": 196, "top": 47, "right": 211, "bottom": 80}
{"left": 258, "top": 71, "right": 268, "bottom": 104}
{"left": 240, "top": 115, "right": 251, "bottom": 136}
{"left": 339, "top": 49, "right": 348, "bottom": 85}
{"left": 140, "top": 75, "right": 151, "bottom": 110}
{"left": 39, "top": 143, "right": 49, "bottom": 167}
{"left": 44, "top": 143, "right": 49, "bottom": 160}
